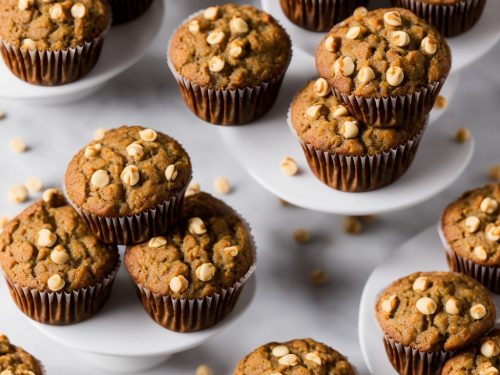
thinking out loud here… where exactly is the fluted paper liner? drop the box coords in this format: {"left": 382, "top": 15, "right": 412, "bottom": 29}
{"left": 391, "top": 0, "right": 486, "bottom": 37}
{"left": 332, "top": 79, "right": 444, "bottom": 128}
{"left": 279, "top": 0, "right": 368, "bottom": 32}
{"left": 5, "top": 260, "right": 120, "bottom": 325}
{"left": 384, "top": 337, "right": 453, "bottom": 375}
{"left": 108, "top": 0, "right": 154, "bottom": 25}
{"left": 167, "top": 10, "right": 292, "bottom": 126}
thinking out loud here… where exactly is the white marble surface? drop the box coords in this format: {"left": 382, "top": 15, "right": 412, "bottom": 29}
{"left": 0, "top": 1, "right": 499, "bottom": 374}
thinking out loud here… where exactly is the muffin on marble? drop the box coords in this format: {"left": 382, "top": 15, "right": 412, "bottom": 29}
{"left": 0, "top": 334, "right": 43, "bottom": 375}
{"left": 290, "top": 78, "right": 426, "bottom": 192}
{"left": 376, "top": 272, "right": 496, "bottom": 375}
{"left": 442, "top": 329, "right": 500, "bottom": 375}
{"left": 316, "top": 7, "right": 451, "bottom": 127}
{"left": 107, "top": 0, "right": 154, "bottom": 24}
{"left": 0, "top": 0, "right": 111, "bottom": 86}
{"left": 125, "top": 192, "right": 255, "bottom": 332}
{"left": 65, "top": 125, "right": 192, "bottom": 245}
{"left": 0, "top": 189, "right": 119, "bottom": 325}
{"left": 441, "top": 183, "right": 500, "bottom": 294}
{"left": 168, "top": 4, "right": 292, "bottom": 125}
{"left": 391, "top": 0, "right": 487, "bottom": 37}
{"left": 233, "top": 338, "right": 356, "bottom": 374}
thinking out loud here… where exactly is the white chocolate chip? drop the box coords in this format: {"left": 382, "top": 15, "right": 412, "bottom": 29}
{"left": 381, "top": 295, "right": 398, "bottom": 313}
{"left": 50, "top": 245, "right": 69, "bottom": 265}
{"left": 203, "top": 6, "right": 219, "bottom": 20}
{"left": 391, "top": 31, "right": 410, "bottom": 47}
{"left": 208, "top": 56, "right": 225, "bottom": 72}
{"left": 333, "top": 56, "right": 355, "bottom": 76}
{"left": 185, "top": 182, "right": 201, "bottom": 198}
{"left": 71, "top": 2, "right": 86, "bottom": 18}
{"left": 189, "top": 20, "right": 201, "bottom": 34}
{"left": 121, "top": 165, "right": 140, "bottom": 186}
{"left": 126, "top": 142, "right": 144, "bottom": 160}
{"left": 188, "top": 217, "right": 207, "bottom": 235}
{"left": 91, "top": 169, "right": 110, "bottom": 188}
{"left": 486, "top": 225, "right": 500, "bottom": 242}
{"left": 479, "top": 366, "right": 499, "bottom": 375}
{"left": 416, "top": 297, "right": 437, "bottom": 315}
{"left": 1, "top": 369, "right": 14, "bottom": 375}
{"left": 9, "top": 137, "right": 27, "bottom": 153}
{"left": 8, "top": 185, "right": 28, "bottom": 203}
{"left": 480, "top": 197, "right": 498, "bottom": 214}
{"left": 228, "top": 44, "right": 243, "bottom": 58}
{"left": 84, "top": 143, "right": 102, "bottom": 158}
{"left": 280, "top": 157, "right": 298, "bottom": 176}
{"left": 25, "top": 176, "right": 43, "bottom": 192}
{"left": 272, "top": 345, "right": 290, "bottom": 358}
{"left": 412, "top": 276, "right": 430, "bottom": 292}
{"left": 223, "top": 245, "right": 239, "bottom": 257}
{"left": 229, "top": 17, "right": 249, "bottom": 34}
{"left": 474, "top": 245, "right": 488, "bottom": 261}
{"left": 384, "top": 11, "right": 402, "bottom": 27}
{"left": 470, "top": 304, "right": 487, "bottom": 320}
{"left": 42, "top": 188, "right": 60, "bottom": 203}
{"left": 49, "top": 3, "right": 64, "bottom": 20}
{"left": 206, "top": 29, "right": 225, "bottom": 45}
{"left": 346, "top": 26, "right": 361, "bottom": 40}
{"left": 333, "top": 105, "right": 349, "bottom": 118}
{"left": 324, "top": 36, "right": 337, "bottom": 52}
{"left": 306, "top": 104, "right": 323, "bottom": 120}
{"left": 357, "top": 66, "right": 375, "bottom": 84}
{"left": 37, "top": 228, "right": 57, "bottom": 247}
{"left": 342, "top": 120, "right": 359, "bottom": 139}
{"left": 169, "top": 275, "right": 188, "bottom": 293}
{"left": 421, "top": 36, "right": 437, "bottom": 55}
{"left": 195, "top": 263, "right": 216, "bottom": 282}
{"left": 278, "top": 354, "right": 299, "bottom": 367}
{"left": 139, "top": 128, "right": 157, "bottom": 142}
{"left": 93, "top": 128, "right": 108, "bottom": 141}
{"left": 386, "top": 66, "right": 404, "bottom": 86}
{"left": 21, "top": 38, "right": 36, "bottom": 50}
{"left": 353, "top": 7, "right": 368, "bottom": 18}
{"left": 165, "top": 164, "right": 178, "bottom": 182}
{"left": 0, "top": 215, "right": 10, "bottom": 233}
{"left": 214, "top": 177, "right": 231, "bottom": 194}
{"left": 195, "top": 365, "right": 213, "bottom": 375}
{"left": 465, "top": 216, "right": 481, "bottom": 233}
{"left": 304, "top": 352, "right": 321, "bottom": 366}
{"left": 47, "top": 274, "right": 65, "bottom": 292}
{"left": 445, "top": 297, "right": 460, "bottom": 315}
{"left": 313, "top": 78, "right": 330, "bottom": 97}
{"left": 481, "top": 340, "right": 500, "bottom": 358}
{"left": 148, "top": 236, "right": 167, "bottom": 248}
{"left": 18, "top": 0, "right": 32, "bottom": 10}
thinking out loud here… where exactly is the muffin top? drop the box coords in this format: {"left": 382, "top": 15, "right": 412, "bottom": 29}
{"left": 442, "top": 330, "right": 500, "bottom": 375}
{"left": 65, "top": 126, "right": 192, "bottom": 217}
{"left": 0, "top": 335, "right": 42, "bottom": 375}
{"left": 418, "top": 0, "right": 464, "bottom": 4}
{"left": 169, "top": 3, "right": 292, "bottom": 89}
{"left": 291, "top": 79, "right": 426, "bottom": 155}
{"left": 0, "top": 190, "right": 119, "bottom": 292}
{"left": 125, "top": 192, "right": 254, "bottom": 298}
{"left": 316, "top": 7, "right": 451, "bottom": 97}
{"left": 442, "top": 184, "right": 500, "bottom": 267}
{"left": 375, "top": 272, "right": 496, "bottom": 352}
{"left": 0, "top": 0, "right": 110, "bottom": 50}
{"left": 233, "top": 338, "right": 355, "bottom": 375}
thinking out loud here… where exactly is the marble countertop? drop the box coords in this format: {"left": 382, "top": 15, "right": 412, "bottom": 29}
{"left": 0, "top": 1, "right": 499, "bottom": 374}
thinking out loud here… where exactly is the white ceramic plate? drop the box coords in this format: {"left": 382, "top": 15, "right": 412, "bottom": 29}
{"left": 261, "top": 0, "right": 500, "bottom": 72}
{"left": 358, "top": 226, "right": 500, "bottom": 374}
{"left": 0, "top": 0, "right": 164, "bottom": 105}
{"left": 217, "top": 50, "right": 471, "bottom": 216}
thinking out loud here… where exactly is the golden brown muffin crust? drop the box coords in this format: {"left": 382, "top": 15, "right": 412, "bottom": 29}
{"left": 65, "top": 126, "right": 192, "bottom": 217}
{"left": 125, "top": 192, "right": 254, "bottom": 298}
{"left": 376, "top": 272, "right": 496, "bottom": 352}
{"left": 0, "top": 335, "right": 42, "bottom": 375}
{"left": 0, "top": 0, "right": 110, "bottom": 50}
{"left": 316, "top": 7, "right": 451, "bottom": 97}
{"left": 0, "top": 191, "right": 119, "bottom": 291}
{"left": 233, "top": 338, "right": 355, "bottom": 374}
{"left": 169, "top": 3, "right": 291, "bottom": 89}
{"left": 442, "top": 184, "right": 500, "bottom": 267}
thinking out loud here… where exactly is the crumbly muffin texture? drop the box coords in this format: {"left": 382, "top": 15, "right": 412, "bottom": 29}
{"left": 0, "top": 191, "right": 119, "bottom": 291}
{"left": 291, "top": 79, "right": 425, "bottom": 155}
{"left": 316, "top": 7, "right": 451, "bottom": 97}
{"left": 442, "top": 184, "right": 500, "bottom": 267}
{"left": 169, "top": 3, "right": 291, "bottom": 89}
{"left": 0, "top": 0, "right": 110, "bottom": 50}
{"left": 442, "top": 330, "right": 500, "bottom": 375}
{"left": 125, "top": 192, "right": 254, "bottom": 299}
{"left": 376, "top": 272, "right": 496, "bottom": 352}
{"left": 0, "top": 335, "right": 42, "bottom": 375}
{"left": 233, "top": 338, "right": 355, "bottom": 374}
{"left": 65, "top": 126, "right": 192, "bottom": 217}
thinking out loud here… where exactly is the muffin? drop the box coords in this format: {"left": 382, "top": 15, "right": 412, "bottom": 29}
{"left": 316, "top": 7, "right": 451, "bottom": 127}
{"left": 125, "top": 192, "right": 255, "bottom": 332}
{"left": 107, "top": 0, "right": 154, "bottom": 24}
{"left": 290, "top": 78, "right": 426, "bottom": 192}
{"left": 233, "top": 338, "right": 356, "bottom": 374}
{"left": 0, "top": 335, "right": 43, "bottom": 374}
{"left": 65, "top": 126, "right": 192, "bottom": 245}
{"left": 168, "top": 4, "right": 292, "bottom": 125}
{"left": 376, "top": 272, "right": 496, "bottom": 375}
{"left": 0, "top": 189, "right": 119, "bottom": 325}
{"left": 0, "top": 0, "right": 111, "bottom": 86}
{"left": 440, "top": 184, "right": 500, "bottom": 294}
{"left": 442, "top": 329, "right": 500, "bottom": 375}
{"left": 391, "top": 0, "right": 487, "bottom": 37}
{"left": 279, "top": 0, "right": 369, "bottom": 32}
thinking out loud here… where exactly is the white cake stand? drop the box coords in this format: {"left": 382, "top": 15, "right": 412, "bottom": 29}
{"left": 0, "top": 0, "right": 164, "bottom": 105}
{"left": 0, "top": 262, "right": 256, "bottom": 373}
{"left": 358, "top": 226, "right": 500, "bottom": 374}
{"left": 261, "top": 0, "right": 500, "bottom": 72}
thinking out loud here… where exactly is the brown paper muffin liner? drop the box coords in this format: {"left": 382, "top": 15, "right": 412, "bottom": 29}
{"left": 5, "top": 260, "right": 120, "bottom": 326}
{"left": 279, "top": 0, "right": 368, "bottom": 32}
{"left": 384, "top": 337, "right": 453, "bottom": 375}
{"left": 332, "top": 79, "right": 444, "bottom": 128}
{"left": 108, "top": 0, "right": 155, "bottom": 25}
{"left": 391, "top": 0, "right": 486, "bottom": 38}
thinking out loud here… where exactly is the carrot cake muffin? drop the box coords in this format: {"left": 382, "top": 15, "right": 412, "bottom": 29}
{"left": 65, "top": 125, "right": 192, "bottom": 245}
{"left": 233, "top": 338, "right": 355, "bottom": 374}
{"left": 168, "top": 4, "right": 292, "bottom": 125}
{"left": 441, "top": 183, "right": 500, "bottom": 293}
{"left": 107, "top": 0, "right": 154, "bottom": 24}
{"left": 125, "top": 192, "right": 255, "bottom": 332}
{"left": 0, "top": 189, "right": 119, "bottom": 325}
{"left": 0, "top": 334, "right": 43, "bottom": 374}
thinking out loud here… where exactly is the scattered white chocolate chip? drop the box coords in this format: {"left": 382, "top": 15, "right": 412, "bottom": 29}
{"left": 435, "top": 95, "right": 447, "bottom": 110}
{"left": 391, "top": 31, "right": 410, "bottom": 47}
{"left": 465, "top": 216, "right": 481, "bottom": 233}
{"left": 421, "top": 36, "right": 437, "bottom": 55}
{"left": 342, "top": 120, "right": 359, "bottom": 139}
{"left": 480, "top": 197, "right": 498, "bottom": 214}
{"left": 185, "top": 182, "right": 200, "bottom": 198}
{"left": 84, "top": 143, "right": 102, "bottom": 158}
{"left": 47, "top": 274, "right": 65, "bottom": 292}
{"left": 42, "top": 188, "right": 60, "bottom": 203}
{"left": 481, "top": 340, "right": 499, "bottom": 358}
{"left": 0, "top": 369, "right": 14, "bottom": 375}
{"left": 121, "top": 165, "right": 140, "bottom": 186}
{"left": 71, "top": 2, "right": 86, "bottom": 18}
{"left": 195, "top": 365, "right": 214, "bottom": 375}
{"left": 18, "top": 0, "right": 32, "bottom": 10}
{"left": 21, "top": 38, "right": 37, "bottom": 50}
{"left": 49, "top": 3, "right": 64, "bottom": 20}
{"left": 357, "top": 66, "right": 375, "bottom": 84}
{"left": 344, "top": 216, "right": 362, "bottom": 234}
{"left": 203, "top": 6, "right": 219, "bottom": 20}
{"left": 126, "top": 142, "right": 144, "bottom": 160}
{"left": 324, "top": 36, "right": 337, "bottom": 52}
{"left": 208, "top": 56, "right": 225, "bottom": 72}
{"left": 91, "top": 169, "right": 110, "bottom": 188}
{"left": 293, "top": 228, "right": 311, "bottom": 244}
{"left": 412, "top": 276, "right": 430, "bottom": 292}
{"left": 384, "top": 11, "right": 402, "bottom": 27}
{"left": 346, "top": 26, "right": 361, "bottom": 40}
{"left": 381, "top": 295, "right": 398, "bottom": 313}
{"left": 213, "top": 176, "right": 231, "bottom": 194}
{"left": 189, "top": 20, "right": 201, "bottom": 34}
{"left": 50, "top": 245, "right": 69, "bottom": 265}
{"left": 445, "top": 297, "right": 460, "bottom": 315}
{"left": 37, "top": 228, "right": 57, "bottom": 247}
{"left": 278, "top": 354, "right": 299, "bottom": 367}
{"left": 488, "top": 165, "right": 500, "bottom": 181}
{"left": 470, "top": 304, "right": 487, "bottom": 319}
{"left": 25, "top": 176, "right": 43, "bottom": 192}
{"left": 416, "top": 297, "right": 437, "bottom": 315}
{"left": 306, "top": 104, "right": 323, "bottom": 119}
{"left": 333, "top": 56, "right": 355, "bottom": 76}
{"left": 272, "top": 345, "right": 289, "bottom": 358}
{"left": 455, "top": 128, "right": 471, "bottom": 143}
{"left": 304, "top": 352, "right": 321, "bottom": 366}
{"left": 139, "top": 128, "right": 157, "bottom": 142}
{"left": 353, "top": 7, "right": 368, "bottom": 18}
{"left": 473, "top": 245, "right": 488, "bottom": 261}
{"left": 230, "top": 17, "right": 249, "bottom": 34}
{"left": 148, "top": 236, "right": 167, "bottom": 249}
{"left": 169, "top": 275, "right": 189, "bottom": 293}
{"left": 196, "top": 263, "right": 216, "bottom": 282}
{"left": 333, "top": 105, "right": 349, "bottom": 118}
{"left": 386, "top": 66, "right": 404, "bottom": 86}
{"left": 228, "top": 44, "right": 243, "bottom": 58}
{"left": 165, "top": 164, "right": 178, "bottom": 182}
{"left": 280, "top": 157, "right": 298, "bottom": 176}
{"left": 8, "top": 185, "right": 28, "bottom": 203}
{"left": 479, "top": 365, "right": 499, "bottom": 375}
{"left": 223, "top": 245, "right": 239, "bottom": 257}
{"left": 9, "top": 137, "right": 27, "bottom": 153}
{"left": 92, "top": 128, "right": 108, "bottom": 141}
{"left": 311, "top": 268, "right": 328, "bottom": 286}
{"left": 313, "top": 78, "right": 330, "bottom": 97}
{"left": 206, "top": 29, "right": 225, "bottom": 45}
{"left": 486, "top": 225, "right": 500, "bottom": 242}
{"left": 188, "top": 217, "right": 207, "bottom": 235}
